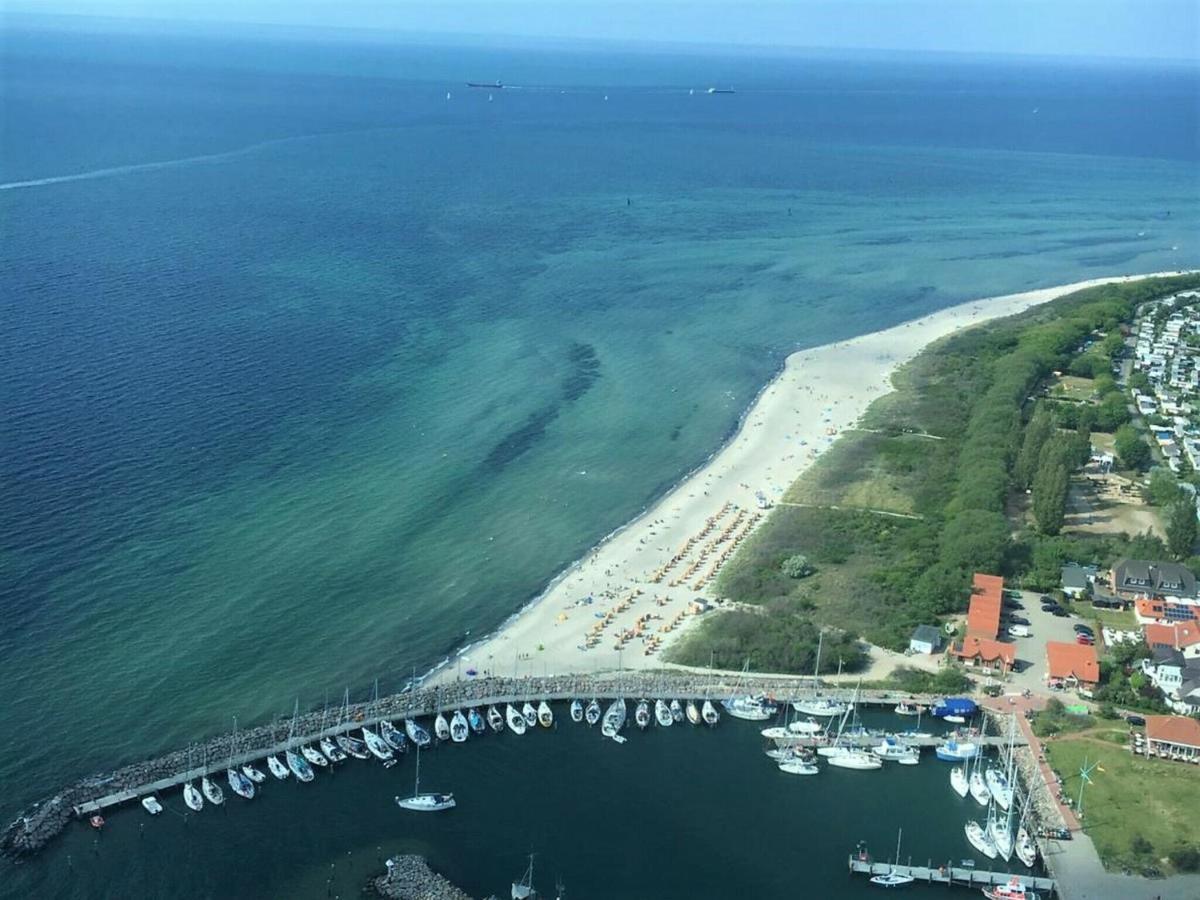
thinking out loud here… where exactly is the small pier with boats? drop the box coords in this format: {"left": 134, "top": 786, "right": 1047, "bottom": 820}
{"left": 848, "top": 855, "right": 1057, "bottom": 897}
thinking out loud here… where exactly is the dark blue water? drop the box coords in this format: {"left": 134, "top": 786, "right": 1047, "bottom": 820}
{"left": 1, "top": 20, "right": 1197, "bottom": 898}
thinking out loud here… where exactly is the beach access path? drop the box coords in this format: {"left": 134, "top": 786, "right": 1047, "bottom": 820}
{"left": 434, "top": 273, "right": 1191, "bottom": 687}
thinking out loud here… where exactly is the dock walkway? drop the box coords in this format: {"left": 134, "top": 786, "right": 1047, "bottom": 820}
{"left": 848, "top": 856, "right": 1057, "bottom": 894}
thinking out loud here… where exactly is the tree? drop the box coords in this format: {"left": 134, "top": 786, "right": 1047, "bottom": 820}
{"left": 1095, "top": 392, "right": 1131, "bottom": 432}
{"left": 1149, "top": 468, "right": 1183, "bottom": 506}
{"left": 1015, "top": 402, "right": 1055, "bottom": 489}
{"left": 1074, "top": 406, "right": 1095, "bottom": 465}
{"left": 1114, "top": 424, "right": 1150, "bottom": 470}
{"left": 780, "top": 554, "right": 814, "bottom": 579}
{"left": 1129, "top": 370, "right": 1152, "bottom": 394}
{"left": 1032, "top": 441, "right": 1070, "bottom": 535}
{"left": 1166, "top": 498, "right": 1197, "bottom": 561}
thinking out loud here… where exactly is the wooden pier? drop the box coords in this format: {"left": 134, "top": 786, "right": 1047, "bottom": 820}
{"left": 848, "top": 856, "right": 1057, "bottom": 895}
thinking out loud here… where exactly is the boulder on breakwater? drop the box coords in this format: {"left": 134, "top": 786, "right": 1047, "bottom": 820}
{"left": 371, "top": 854, "right": 476, "bottom": 900}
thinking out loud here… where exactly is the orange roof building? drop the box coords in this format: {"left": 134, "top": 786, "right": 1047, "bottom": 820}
{"left": 1144, "top": 621, "right": 1200, "bottom": 654}
{"left": 1046, "top": 641, "right": 1100, "bottom": 686}
{"left": 966, "top": 573, "right": 1004, "bottom": 640}
{"left": 1145, "top": 715, "right": 1200, "bottom": 758}
{"left": 1135, "top": 598, "right": 1166, "bottom": 623}
{"left": 951, "top": 636, "right": 1016, "bottom": 673}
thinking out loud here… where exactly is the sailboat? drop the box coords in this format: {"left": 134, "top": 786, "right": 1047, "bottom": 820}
{"left": 686, "top": 700, "right": 701, "bottom": 725}
{"left": 585, "top": 699, "right": 601, "bottom": 726}
{"left": 285, "top": 701, "right": 316, "bottom": 782}
{"left": 869, "top": 828, "right": 916, "bottom": 887}
{"left": 792, "top": 634, "right": 849, "bottom": 717}
{"left": 334, "top": 691, "right": 370, "bottom": 758}
{"left": 635, "top": 699, "right": 651, "bottom": 728}
{"left": 241, "top": 762, "right": 266, "bottom": 782}
{"left": 487, "top": 705, "right": 505, "bottom": 733}
{"left": 362, "top": 724, "right": 395, "bottom": 760}
{"left": 266, "top": 752, "right": 290, "bottom": 779}
{"left": 506, "top": 703, "right": 528, "bottom": 735}
{"left": 435, "top": 712, "right": 452, "bottom": 741}
{"left": 701, "top": 699, "right": 719, "bottom": 726}
{"left": 570, "top": 699, "right": 584, "bottom": 723}
{"left": 380, "top": 719, "right": 408, "bottom": 752}
{"left": 654, "top": 699, "right": 673, "bottom": 727}
{"left": 670, "top": 699, "right": 684, "bottom": 723}
{"left": 950, "top": 763, "right": 969, "bottom": 798}
{"left": 200, "top": 747, "right": 225, "bottom": 804}
{"left": 511, "top": 854, "right": 537, "bottom": 900}
{"left": 537, "top": 701, "right": 554, "bottom": 728}
{"left": 601, "top": 698, "right": 627, "bottom": 738}
{"left": 820, "top": 684, "right": 881, "bottom": 770}
{"left": 986, "top": 718, "right": 1016, "bottom": 810}
{"left": 468, "top": 708, "right": 486, "bottom": 734}
{"left": 521, "top": 702, "right": 537, "bottom": 728}
{"left": 405, "top": 717, "right": 433, "bottom": 748}
{"left": 1014, "top": 805, "right": 1039, "bottom": 868}
{"left": 964, "top": 818, "right": 998, "bottom": 859}
{"left": 968, "top": 719, "right": 991, "bottom": 805}
{"left": 226, "top": 718, "right": 256, "bottom": 799}
{"left": 450, "top": 710, "right": 470, "bottom": 743}
{"left": 395, "top": 744, "right": 455, "bottom": 812}
{"left": 183, "top": 748, "right": 204, "bottom": 811}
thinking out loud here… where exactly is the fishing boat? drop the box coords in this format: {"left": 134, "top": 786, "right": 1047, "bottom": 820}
{"left": 395, "top": 745, "right": 455, "bottom": 812}
{"left": 468, "top": 708, "right": 486, "bottom": 734}
{"left": 488, "top": 705, "right": 505, "bottom": 733}
{"left": 778, "top": 758, "right": 820, "bottom": 775}
{"left": 686, "top": 700, "right": 701, "bottom": 725}
{"left": 537, "top": 700, "right": 554, "bottom": 728}
{"left": 601, "top": 698, "right": 627, "bottom": 738}
{"left": 405, "top": 718, "right": 433, "bottom": 748}
{"left": 506, "top": 704, "right": 528, "bottom": 735}
{"left": 183, "top": 780, "right": 204, "bottom": 811}
{"left": 380, "top": 720, "right": 408, "bottom": 752}
{"left": 435, "top": 713, "right": 451, "bottom": 741}
{"left": 964, "top": 820, "right": 998, "bottom": 859}
{"left": 141, "top": 796, "right": 163, "bottom": 815}
{"left": 521, "top": 702, "right": 538, "bottom": 728}
{"left": 982, "top": 876, "right": 1040, "bottom": 900}
{"left": 202, "top": 775, "right": 225, "bottom": 805}
{"left": 701, "top": 699, "right": 719, "bottom": 726}
{"left": 286, "top": 749, "right": 315, "bottom": 782}
{"left": 362, "top": 725, "right": 395, "bottom": 759}
{"left": 241, "top": 763, "right": 266, "bottom": 783}
{"left": 655, "top": 699, "right": 673, "bottom": 727}
{"left": 870, "top": 829, "right": 916, "bottom": 888}
{"left": 895, "top": 701, "right": 922, "bottom": 716}
{"left": 585, "top": 698, "right": 601, "bottom": 726}
{"left": 950, "top": 764, "right": 969, "bottom": 798}
{"left": 302, "top": 744, "right": 330, "bottom": 767}
{"left": 570, "top": 699, "right": 584, "bottom": 723}
{"left": 1015, "top": 825, "right": 1038, "bottom": 868}
{"left": 266, "top": 755, "right": 289, "bottom": 779}
{"left": 670, "top": 699, "right": 684, "bottom": 723}
{"left": 935, "top": 740, "right": 980, "bottom": 761}
{"left": 635, "top": 699, "right": 651, "bottom": 728}
{"left": 450, "top": 710, "right": 470, "bottom": 743}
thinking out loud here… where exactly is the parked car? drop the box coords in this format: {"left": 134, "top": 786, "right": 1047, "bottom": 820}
{"left": 1009, "top": 615, "right": 1030, "bottom": 626}
{"left": 1073, "top": 623, "right": 1094, "bottom": 635}
{"left": 1051, "top": 606, "right": 1068, "bottom": 617}
{"left": 1039, "top": 595, "right": 1055, "bottom": 605}
{"left": 1126, "top": 714, "right": 1147, "bottom": 727}
{"left": 1009, "top": 624, "right": 1031, "bottom": 638}
{"left": 1076, "top": 633, "right": 1095, "bottom": 645}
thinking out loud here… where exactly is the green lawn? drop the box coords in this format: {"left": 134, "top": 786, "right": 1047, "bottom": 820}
{"left": 1067, "top": 599, "right": 1137, "bottom": 631}
{"left": 1045, "top": 736, "right": 1200, "bottom": 873}
{"left": 782, "top": 429, "right": 927, "bottom": 515}
{"left": 1047, "top": 374, "right": 1098, "bottom": 401}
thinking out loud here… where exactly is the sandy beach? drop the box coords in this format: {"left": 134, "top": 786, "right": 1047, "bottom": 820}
{"left": 437, "top": 273, "right": 1187, "bottom": 684}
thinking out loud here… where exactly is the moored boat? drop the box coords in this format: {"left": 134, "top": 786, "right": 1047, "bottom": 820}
{"left": 686, "top": 700, "right": 701, "bottom": 725}
{"left": 450, "top": 710, "right": 470, "bottom": 743}
{"left": 266, "top": 755, "right": 289, "bottom": 780}
{"left": 950, "top": 765, "right": 969, "bottom": 798}
{"left": 965, "top": 820, "right": 998, "bottom": 859}
{"left": 655, "top": 699, "right": 673, "bottom": 726}
{"left": 302, "top": 744, "right": 330, "bottom": 767}
{"left": 468, "top": 708, "right": 486, "bottom": 734}
{"left": 395, "top": 745, "right": 455, "bottom": 812}
{"left": 585, "top": 698, "right": 601, "bottom": 726}
{"left": 405, "top": 719, "right": 433, "bottom": 748}
{"left": 381, "top": 720, "right": 408, "bottom": 752}
{"left": 981, "top": 876, "right": 1039, "bottom": 900}
{"left": 183, "top": 781, "right": 203, "bottom": 811}
{"left": 434, "top": 713, "right": 451, "bottom": 741}
{"left": 985, "top": 766, "right": 1013, "bottom": 811}
{"left": 601, "top": 698, "right": 627, "bottom": 738}
{"left": 202, "top": 775, "right": 225, "bottom": 805}
{"left": 320, "top": 736, "right": 348, "bottom": 762}
{"left": 791, "top": 697, "right": 848, "bottom": 717}
{"left": 570, "top": 699, "right": 584, "bottom": 723}
{"left": 990, "top": 815, "right": 1014, "bottom": 861}
{"left": 227, "top": 767, "right": 255, "bottom": 799}
{"left": 521, "top": 703, "right": 537, "bottom": 728}
{"left": 895, "top": 701, "right": 922, "bottom": 716}
{"left": 286, "top": 748, "right": 315, "bottom": 782}
{"left": 537, "top": 700, "right": 553, "bottom": 728}
{"left": 778, "top": 759, "right": 820, "bottom": 775}
{"left": 241, "top": 763, "right": 267, "bottom": 783}
{"left": 935, "top": 740, "right": 980, "bottom": 762}
{"left": 969, "top": 770, "right": 992, "bottom": 807}
{"left": 870, "top": 829, "right": 915, "bottom": 887}
{"left": 141, "top": 796, "right": 163, "bottom": 815}
{"left": 487, "top": 705, "right": 505, "bottom": 733}
{"left": 337, "top": 733, "right": 371, "bottom": 759}
{"left": 826, "top": 748, "right": 883, "bottom": 770}
{"left": 1014, "top": 827, "right": 1038, "bottom": 868}
{"left": 506, "top": 703, "right": 528, "bottom": 735}
{"left": 635, "top": 699, "right": 651, "bottom": 729}
{"left": 722, "top": 695, "right": 775, "bottom": 721}
{"left": 362, "top": 726, "right": 395, "bottom": 759}
{"left": 670, "top": 699, "right": 684, "bottom": 723}
{"left": 701, "top": 699, "right": 719, "bottom": 726}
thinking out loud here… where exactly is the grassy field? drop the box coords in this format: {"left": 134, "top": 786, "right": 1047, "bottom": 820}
{"left": 1067, "top": 598, "right": 1137, "bottom": 630}
{"left": 1045, "top": 735, "right": 1200, "bottom": 873}
{"left": 782, "top": 429, "right": 934, "bottom": 515}
{"left": 1047, "top": 374, "right": 1098, "bottom": 401}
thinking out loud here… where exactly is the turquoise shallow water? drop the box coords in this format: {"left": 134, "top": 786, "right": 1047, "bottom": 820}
{"left": 1, "top": 22, "right": 1198, "bottom": 898}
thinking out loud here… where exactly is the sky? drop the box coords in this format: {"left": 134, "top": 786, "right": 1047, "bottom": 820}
{"left": 7, "top": 0, "right": 1200, "bottom": 61}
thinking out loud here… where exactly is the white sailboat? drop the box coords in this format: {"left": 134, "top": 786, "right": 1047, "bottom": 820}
{"left": 182, "top": 748, "right": 204, "bottom": 811}
{"left": 521, "top": 702, "right": 537, "bottom": 728}
{"left": 406, "top": 718, "right": 433, "bottom": 747}
{"left": 670, "top": 699, "right": 684, "bottom": 723}
{"left": 434, "top": 712, "right": 451, "bottom": 741}
{"left": 266, "top": 754, "right": 289, "bottom": 780}
{"left": 778, "top": 758, "right": 820, "bottom": 775}
{"left": 584, "top": 698, "right": 601, "bottom": 726}
{"left": 226, "top": 719, "right": 256, "bottom": 799}
{"left": 1015, "top": 818, "right": 1038, "bottom": 868}
{"left": 511, "top": 854, "right": 537, "bottom": 900}
{"left": 241, "top": 763, "right": 267, "bottom": 783}
{"left": 635, "top": 699, "right": 651, "bottom": 728}
{"left": 570, "top": 699, "right": 584, "bottom": 723}
{"left": 792, "top": 635, "right": 849, "bottom": 717}
{"left": 537, "top": 701, "right": 554, "bottom": 728}
{"left": 362, "top": 725, "right": 395, "bottom": 760}
{"left": 601, "top": 698, "right": 627, "bottom": 738}
{"left": 381, "top": 719, "right": 408, "bottom": 752}
{"left": 824, "top": 686, "right": 882, "bottom": 770}
{"left": 286, "top": 700, "right": 316, "bottom": 782}
{"left": 321, "top": 736, "right": 347, "bottom": 762}
{"left": 655, "top": 699, "right": 673, "bottom": 727}
{"left": 395, "top": 744, "right": 455, "bottom": 812}
{"left": 202, "top": 774, "right": 225, "bottom": 805}
{"left": 488, "top": 705, "right": 505, "bottom": 733}
{"left": 506, "top": 704, "right": 528, "bottom": 735}
{"left": 450, "top": 710, "right": 470, "bottom": 743}
{"left": 950, "top": 764, "right": 969, "bottom": 798}
{"left": 869, "top": 828, "right": 916, "bottom": 887}
{"left": 701, "top": 699, "right": 719, "bottom": 726}
{"left": 302, "top": 744, "right": 330, "bottom": 767}
{"left": 969, "top": 767, "right": 992, "bottom": 806}
{"left": 686, "top": 700, "right": 701, "bottom": 725}
{"left": 965, "top": 819, "right": 998, "bottom": 859}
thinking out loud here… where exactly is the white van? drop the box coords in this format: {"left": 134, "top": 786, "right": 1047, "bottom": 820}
{"left": 1008, "top": 624, "right": 1031, "bottom": 638}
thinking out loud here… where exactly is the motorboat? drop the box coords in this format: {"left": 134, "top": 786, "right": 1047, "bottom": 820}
{"left": 395, "top": 746, "right": 455, "bottom": 812}
{"left": 965, "top": 820, "right": 998, "bottom": 859}
{"left": 141, "top": 796, "right": 163, "bottom": 815}
{"left": 670, "top": 699, "right": 684, "bottom": 723}
{"left": 202, "top": 775, "right": 225, "bottom": 805}
{"left": 635, "top": 699, "right": 651, "bottom": 729}
{"left": 468, "top": 708, "right": 486, "bottom": 734}
{"left": 655, "top": 699, "right": 673, "bottom": 727}
{"left": 537, "top": 700, "right": 554, "bottom": 728}
{"left": 825, "top": 748, "right": 883, "bottom": 770}
{"left": 227, "top": 767, "right": 256, "bottom": 799}
{"left": 450, "top": 710, "right": 470, "bottom": 743}
{"left": 320, "top": 736, "right": 348, "bottom": 762}
{"left": 969, "top": 770, "right": 992, "bottom": 806}
{"left": 302, "top": 744, "right": 330, "bottom": 767}
{"left": 286, "top": 749, "right": 315, "bottom": 782}
{"left": 895, "top": 701, "right": 922, "bottom": 716}
{"left": 183, "top": 781, "right": 203, "bottom": 811}
{"left": 487, "top": 705, "right": 505, "bottom": 733}
{"left": 405, "top": 719, "right": 433, "bottom": 748}
{"left": 778, "top": 759, "right": 820, "bottom": 775}
{"left": 506, "top": 704, "right": 528, "bottom": 735}
{"left": 873, "top": 737, "right": 919, "bottom": 763}
{"left": 585, "top": 698, "right": 601, "bottom": 726}
{"left": 944, "top": 714, "right": 967, "bottom": 724}
{"left": 722, "top": 695, "right": 775, "bottom": 721}
{"left": 601, "top": 698, "right": 627, "bottom": 738}
{"left": 570, "top": 699, "right": 584, "bottom": 723}
{"left": 362, "top": 726, "right": 395, "bottom": 759}
{"left": 935, "top": 740, "right": 980, "bottom": 761}
{"left": 434, "top": 713, "right": 451, "bottom": 741}
{"left": 241, "top": 763, "right": 267, "bottom": 783}
{"left": 337, "top": 733, "right": 371, "bottom": 759}
{"left": 791, "top": 697, "right": 847, "bottom": 718}
{"left": 521, "top": 703, "right": 537, "bottom": 728}
{"left": 986, "top": 766, "right": 1013, "bottom": 811}
{"left": 950, "top": 765, "right": 969, "bottom": 798}
{"left": 686, "top": 700, "right": 701, "bottom": 725}
{"left": 380, "top": 720, "right": 408, "bottom": 752}
{"left": 1014, "top": 827, "right": 1038, "bottom": 868}
{"left": 266, "top": 755, "right": 289, "bottom": 780}
{"left": 982, "top": 876, "right": 1039, "bottom": 900}
{"left": 701, "top": 699, "right": 720, "bottom": 726}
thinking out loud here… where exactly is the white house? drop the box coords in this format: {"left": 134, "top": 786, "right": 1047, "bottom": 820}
{"left": 909, "top": 625, "right": 942, "bottom": 655}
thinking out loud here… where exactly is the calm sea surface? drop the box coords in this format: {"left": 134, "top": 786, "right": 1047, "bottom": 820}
{"left": 1, "top": 23, "right": 1198, "bottom": 898}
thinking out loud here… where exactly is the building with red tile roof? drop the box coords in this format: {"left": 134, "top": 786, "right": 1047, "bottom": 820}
{"left": 951, "top": 636, "right": 1016, "bottom": 674}
{"left": 1144, "top": 715, "right": 1200, "bottom": 760}
{"left": 966, "top": 573, "right": 1003, "bottom": 640}
{"left": 1045, "top": 641, "right": 1100, "bottom": 687}
{"left": 1143, "top": 620, "right": 1200, "bottom": 658}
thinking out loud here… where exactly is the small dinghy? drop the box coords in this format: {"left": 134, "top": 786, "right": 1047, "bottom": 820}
{"left": 320, "top": 737, "right": 348, "bottom": 762}
{"left": 202, "top": 775, "right": 225, "bottom": 805}
{"left": 521, "top": 703, "right": 537, "bottom": 728}
{"left": 241, "top": 763, "right": 266, "bottom": 783}
{"left": 537, "top": 701, "right": 553, "bottom": 728}
{"left": 183, "top": 781, "right": 204, "bottom": 811}
{"left": 405, "top": 718, "right": 433, "bottom": 748}
{"left": 506, "top": 704, "right": 527, "bottom": 735}
{"left": 266, "top": 755, "right": 290, "bottom": 780}
{"left": 585, "top": 699, "right": 602, "bottom": 726}
{"left": 381, "top": 720, "right": 408, "bottom": 752}
{"left": 468, "top": 708, "right": 486, "bottom": 734}
{"left": 434, "top": 713, "right": 451, "bottom": 741}
{"left": 141, "top": 796, "right": 163, "bottom": 815}
{"left": 570, "top": 699, "right": 584, "bottom": 723}
{"left": 89, "top": 815, "right": 105, "bottom": 829}
{"left": 670, "top": 699, "right": 684, "bottom": 723}
{"left": 487, "top": 705, "right": 505, "bottom": 733}
{"left": 302, "top": 744, "right": 329, "bottom": 767}
{"left": 635, "top": 699, "right": 651, "bottom": 729}
{"left": 450, "top": 710, "right": 470, "bottom": 743}
{"left": 686, "top": 700, "right": 701, "bottom": 725}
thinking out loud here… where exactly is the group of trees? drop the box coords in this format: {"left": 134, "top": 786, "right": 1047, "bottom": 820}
{"left": 1018, "top": 401, "right": 1092, "bottom": 535}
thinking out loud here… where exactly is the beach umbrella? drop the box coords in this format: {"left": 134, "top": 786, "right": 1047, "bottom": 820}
{"left": 465, "top": 668, "right": 477, "bottom": 677}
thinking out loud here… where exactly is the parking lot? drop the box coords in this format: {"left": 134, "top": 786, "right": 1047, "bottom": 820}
{"left": 1003, "top": 588, "right": 1086, "bottom": 694}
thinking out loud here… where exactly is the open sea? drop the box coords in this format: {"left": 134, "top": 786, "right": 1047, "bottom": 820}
{"left": 1, "top": 20, "right": 1198, "bottom": 899}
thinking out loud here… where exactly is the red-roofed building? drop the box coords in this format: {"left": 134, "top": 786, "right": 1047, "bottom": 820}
{"left": 1135, "top": 598, "right": 1166, "bottom": 624}
{"left": 1046, "top": 641, "right": 1100, "bottom": 688}
{"left": 1144, "top": 621, "right": 1200, "bottom": 659}
{"left": 966, "top": 573, "right": 1004, "bottom": 640}
{"left": 1144, "top": 715, "right": 1200, "bottom": 761}
{"left": 951, "top": 636, "right": 1016, "bottom": 674}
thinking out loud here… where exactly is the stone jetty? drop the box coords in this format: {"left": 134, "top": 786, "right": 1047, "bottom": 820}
{"left": 371, "top": 855, "right": 475, "bottom": 900}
